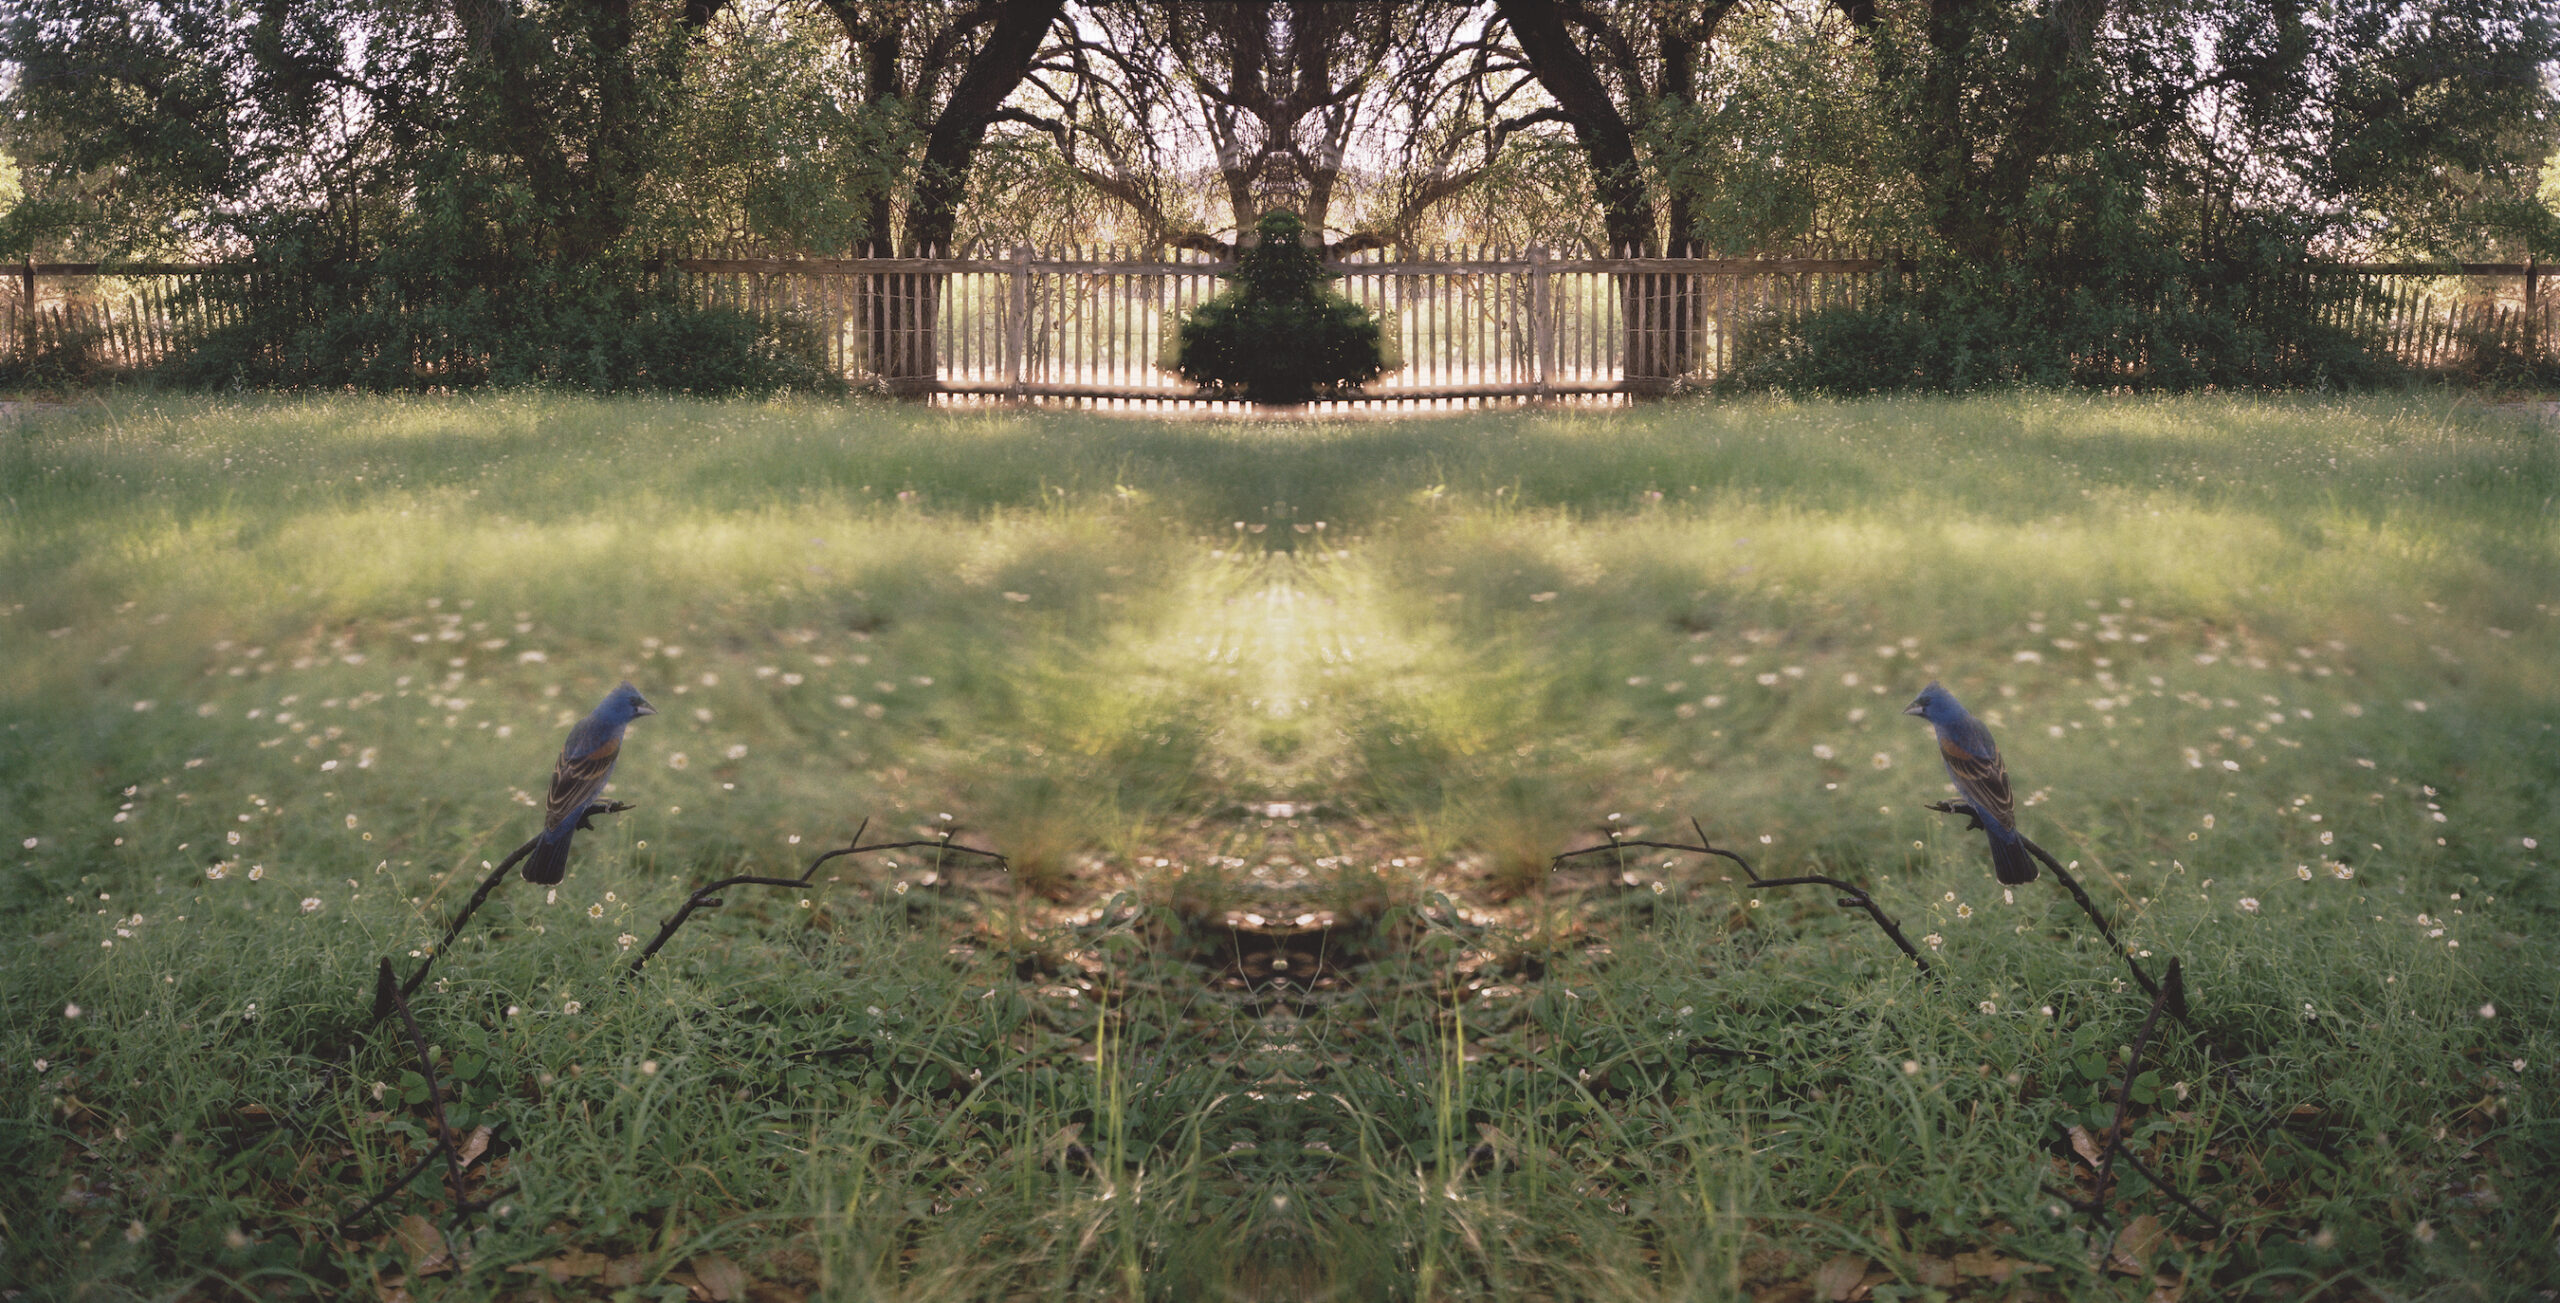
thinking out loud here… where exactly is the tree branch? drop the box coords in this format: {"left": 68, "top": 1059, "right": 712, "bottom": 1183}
{"left": 1921, "top": 802, "right": 2183, "bottom": 1018}
{"left": 1551, "top": 818, "right": 1932, "bottom": 975}
{"left": 624, "top": 821, "right": 1009, "bottom": 979}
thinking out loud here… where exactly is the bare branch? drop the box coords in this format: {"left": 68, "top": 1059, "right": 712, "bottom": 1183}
{"left": 381, "top": 801, "right": 635, "bottom": 1015}
{"left": 1921, "top": 802, "right": 2184, "bottom": 1018}
{"left": 1551, "top": 817, "right": 1933, "bottom": 975}
{"left": 624, "top": 820, "right": 1009, "bottom": 979}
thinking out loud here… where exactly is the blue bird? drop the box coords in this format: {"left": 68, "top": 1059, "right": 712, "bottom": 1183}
{"left": 1905, "top": 681, "right": 2037, "bottom": 885}
{"left": 523, "top": 681, "right": 655, "bottom": 885}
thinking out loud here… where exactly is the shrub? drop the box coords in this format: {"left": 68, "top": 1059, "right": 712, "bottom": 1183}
{"left": 1172, "top": 211, "right": 1387, "bottom": 405}
{"left": 155, "top": 188, "right": 840, "bottom": 396}
{"left": 1718, "top": 237, "right": 2402, "bottom": 396}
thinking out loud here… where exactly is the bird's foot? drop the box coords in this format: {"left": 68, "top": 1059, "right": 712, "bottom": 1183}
{"left": 574, "top": 800, "right": 637, "bottom": 832}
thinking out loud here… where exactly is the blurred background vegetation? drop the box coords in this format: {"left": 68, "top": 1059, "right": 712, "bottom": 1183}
{"left": 3, "top": 0, "right": 2557, "bottom": 393}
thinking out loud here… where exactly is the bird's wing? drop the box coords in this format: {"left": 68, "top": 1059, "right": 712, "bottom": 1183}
{"left": 544, "top": 734, "right": 621, "bottom": 834}
{"left": 1939, "top": 733, "right": 2018, "bottom": 837}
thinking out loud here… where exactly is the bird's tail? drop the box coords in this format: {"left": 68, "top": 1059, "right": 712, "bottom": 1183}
{"left": 522, "top": 831, "right": 572, "bottom": 885}
{"left": 1990, "top": 832, "right": 2037, "bottom": 885}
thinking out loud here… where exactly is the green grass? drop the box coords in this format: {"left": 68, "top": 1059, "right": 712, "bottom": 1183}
{"left": 2, "top": 392, "right": 2554, "bottom": 1301}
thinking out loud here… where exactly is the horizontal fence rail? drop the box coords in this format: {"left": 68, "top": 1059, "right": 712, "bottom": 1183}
{"left": 6, "top": 252, "right": 2556, "bottom": 399}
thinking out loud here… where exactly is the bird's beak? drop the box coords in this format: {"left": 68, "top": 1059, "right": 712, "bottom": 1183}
{"left": 633, "top": 700, "right": 658, "bottom": 717}
{"left": 1903, "top": 702, "right": 1927, "bottom": 717}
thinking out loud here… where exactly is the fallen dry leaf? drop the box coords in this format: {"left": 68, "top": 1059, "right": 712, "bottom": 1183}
{"left": 393, "top": 1214, "right": 452, "bottom": 1277}
{"left": 1914, "top": 1256, "right": 1958, "bottom": 1287}
{"left": 692, "top": 1253, "right": 748, "bottom": 1302}
{"left": 2067, "top": 1124, "right": 2105, "bottom": 1168}
{"left": 1812, "top": 1253, "right": 1870, "bottom": 1302}
{"left": 603, "top": 1255, "right": 648, "bottom": 1287}
{"left": 1952, "top": 1251, "right": 2013, "bottom": 1282}
{"left": 507, "top": 1249, "right": 609, "bottom": 1283}
{"left": 745, "top": 1283, "right": 809, "bottom": 1303}
{"left": 2106, "top": 1214, "right": 2165, "bottom": 1276}
{"left": 455, "top": 1124, "right": 492, "bottom": 1168}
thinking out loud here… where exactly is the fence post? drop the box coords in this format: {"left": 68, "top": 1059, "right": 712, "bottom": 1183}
{"left": 2528, "top": 256, "right": 2542, "bottom": 364}
{"left": 1529, "top": 243, "right": 1552, "bottom": 400}
{"left": 1008, "top": 244, "right": 1031, "bottom": 400}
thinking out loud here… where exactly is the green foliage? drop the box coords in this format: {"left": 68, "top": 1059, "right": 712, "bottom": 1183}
{"left": 160, "top": 228, "right": 837, "bottom": 395}
{"left": 0, "top": 0, "right": 868, "bottom": 393}
{"left": 637, "top": 8, "right": 913, "bottom": 257}
{"left": 1721, "top": 239, "right": 2402, "bottom": 395}
{"left": 1641, "top": 0, "right": 2560, "bottom": 392}
{"left": 1173, "top": 211, "right": 1388, "bottom": 405}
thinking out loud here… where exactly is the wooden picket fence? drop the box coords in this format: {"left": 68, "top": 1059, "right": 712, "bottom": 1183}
{"left": 5, "top": 252, "right": 2555, "bottom": 397}
{"left": 679, "top": 244, "right": 1879, "bottom": 399}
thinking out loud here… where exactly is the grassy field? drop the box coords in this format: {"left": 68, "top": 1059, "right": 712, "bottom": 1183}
{"left": 1, "top": 392, "right": 2554, "bottom": 1302}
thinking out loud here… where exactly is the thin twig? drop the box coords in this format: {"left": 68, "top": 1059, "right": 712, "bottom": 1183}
{"left": 335, "top": 1145, "right": 442, "bottom": 1233}
{"left": 624, "top": 820, "right": 1009, "bottom": 979}
{"left": 784, "top": 1042, "right": 878, "bottom": 1062}
{"left": 369, "top": 958, "right": 481, "bottom": 1228}
{"left": 1921, "top": 801, "right": 2181, "bottom": 1016}
{"left": 2093, "top": 958, "right": 2183, "bottom": 1224}
{"left": 381, "top": 801, "right": 635, "bottom": 1015}
{"left": 1551, "top": 817, "right": 1932, "bottom": 975}
{"left": 2109, "top": 1139, "right": 2224, "bottom": 1234}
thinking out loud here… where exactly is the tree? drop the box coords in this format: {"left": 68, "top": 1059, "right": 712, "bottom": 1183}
{"left": 1011, "top": 0, "right": 1501, "bottom": 252}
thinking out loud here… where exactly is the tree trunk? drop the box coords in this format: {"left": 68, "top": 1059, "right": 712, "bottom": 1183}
{"left": 1494, "top": 0, "right": 1694, "bottom": 387}
{"left": 881, "top": 0, "right": 1065, "bottom": 388}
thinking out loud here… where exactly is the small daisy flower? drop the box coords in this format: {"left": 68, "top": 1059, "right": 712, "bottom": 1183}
{"left": 2238, "top": 897, "right": 2260, "bottom": 914}
{"left": 587, "top": 903, "right": 604, "bottom": 919}
{"left": 1956, "top": 904, "right": 1973, "bottom": 919}
{"left": 246, "top": 865, "right": 264, "bottom": 881}
{"left": 1923, "top": 933, "right": 1944, "bottom": 951}
{"left": 667, "top": 753, "right": 689, "bottom": 769}
{"left": 301, "top": 897, "right": 322, "bottom": 913}
{"left": 563, "top": 1000, "right": 582, "bottom": 1015}
{"left": 2296, "top": 865, "right": 2314, "bottom": 881}
{"left": 725, "top": 744, "right": 748, "bottom": 760}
